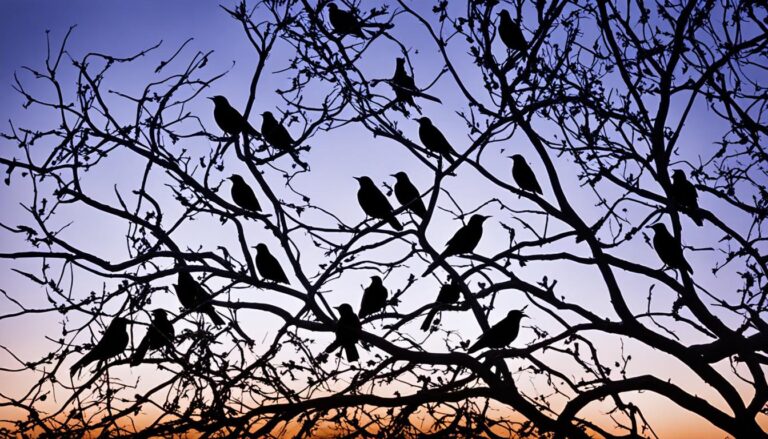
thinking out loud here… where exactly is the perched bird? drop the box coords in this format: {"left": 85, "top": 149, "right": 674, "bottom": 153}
{"left": 261, "top": 111, "right": 307, "bottom": 169}
{"left": 130, "top": 309, "right": 174, "bottom": 367}
{"left": 510, "top": 154, "right": 543, "bottom": 194}
{"left": 229, "top": 174, "right": 261, "bottom": 212}
{"left": 70, "top": 317, "right": 129, "bottom": 377}
{"left": 650, "top": 223, "right": 693, "bottom": 274}
{"left": 208, "top": 96, "right": 257, "bottom": 137}
{"left": 355, "top": 176, "right": 403, "bottom": 231}
{"left": 325, "top": 303, "right": 362, "bottom": 361}
{"left": 327, "top": 2, "right": 366, "bottom": 38}
{"left": 392, "top": 172, "right": 427, "bottom": 219}
{"left": 390, "top": 58, "right": 442, "bottom": 108}
{"left": 671, "top": 170, "right": 703, "bottom": 227}
{"left": 421, "top": 280, "right": 461, "bottom": 331}
{"left": 422, "top": 214, "right": 490, "bottom": 277}
{"left": 417, "top": 117, "right": 456, "bottom": 163}
{"left": 255, "top": 243, "right": 289, "bottom": 284}
{"left": 359, "top": 276, "right": 388, "bottom": 318}
{"left": 498, "top": 10, "right": 528, "bottom": 53}
{"left": 468, "top": 310, "right": 525, "bottom": 352}
{"left": 175, "top": 271, "right": 225, "bottom": 326}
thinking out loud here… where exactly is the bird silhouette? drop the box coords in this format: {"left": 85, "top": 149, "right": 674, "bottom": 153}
{"left": 390, "top": 58, "right": 442, "bottom": 108}
{"left": 209, "top": 96, "right": 257, "bottom": 137}
{"left": 359, "top": 276, "right": 388, "bottom": 318}
{"left": 392, "top": 172, "right": 427, "bottom": 219}
{"left": 421, "top": 279, "right": 461, "bottom": 331}
{"left": 671, "top": 170, "right": 703, "bottom": 227}
{"left": 417, "top": 117, "right": 457, "bottom": 163}
{"left": 650, "top": 223, "right": 693, "bottom": 274}
{"left": 255, "top": 243, "right": 289, "bottom": 284}
{"left": 326, "top": 2, "right": 366, "bottom": 38}
{"left": 468, "top": 310, "right": 525, "bottom": 352}
{"left": 261, "top": 111, "right": 308, "bottom": 169}
{"left": 325, "top": 303, "right": 362, "bottom": 361}
{"left": 498, "top": 10, "right": 528, "bottom": 53}
{"left": 70, "top": 316, "right": 129, "bottom": 377}
{"left": 175, "top": 271, "right": 225, "bottom": 326}
{"left": 130, "top": 309, "right": 174, "bottom": 367}
{"left": 423, "top": 214, "right": 490, "bottom": 277}
{"left": 510, "top": 155, "right": 543, "bottom": 194}
{"left": 229, "top": 174, "right": 261, "bottom": 212}
{"left": 355, "top": 176, "right": 403, "bottom": 231}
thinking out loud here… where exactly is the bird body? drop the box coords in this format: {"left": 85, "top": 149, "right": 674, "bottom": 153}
{"left": 261, "top": 111, "right": 307, "bottom": 169}
{"left": 175, "top": 271, "right": 225, "bottom": 326}
{"left": 255, "top": 243, "right": 289, "bottom": 284}
{"left": 229, "top": 174, "right": 261, "bottom": 212}
{"left": 510, "top": 154, "right": 543, "bottom": 194}
{"left": 651, "top": 223, "right": 693, "bottom": 274}
{"left": 468, "top": 310, "right": 525, "bottom": 352}
{"left": 327, "top": 304, "right": 362, "bottom": 361}
{"left": 422, "top": 214, "right": 489, "bottom": 276}
{"left": 392, "top": 172, "right": 427, "bottom": 219}
{"left": 417, "top": 117, "right": 456, "bottom": 163}
{"left": 70, "top": 317, "right": 129, "bottom": 377}
{"left": 209, "top": 96, "right": 257, "bottom": 137}
{"left": 498, "top": 10, "right": 528, "bottom": 53}
{"left": 392, "top": 58, "right": 417, "bottom": 107}
{"left": 355, "top": 176, "right": 403, "bottom": 231}
{"left": 359, "top": 276, "right": 388, "bottom": 318}
{"left": 131, "top": 309, "right": 174, "bottom": 366}
{"left": 327, "top": 3, "right": 366, "bottom": 38}
{"left": 421, "top": 280, "right": 461, "bottom": 331}
{"left": 671, "top": 170, "right": 703, "bottom": 226}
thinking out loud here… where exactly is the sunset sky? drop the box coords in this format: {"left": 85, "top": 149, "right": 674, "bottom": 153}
{"left": 0, "top": 1, "right": 764, "bottom": 437}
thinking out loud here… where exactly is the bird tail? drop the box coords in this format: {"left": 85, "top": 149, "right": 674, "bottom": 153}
{"left": 344, "top": 344, "right": 360, "bottom": 362}
{"left": 130, "top": 338, "right": 150, "bottom": 367}
{"left": 412, "top": 90, "right": 443, "bottom": 104}
{"left": 206, "top": 307, "right": 225, "bottom": 326}
{"left": 422, "top": 254, "right": 445, "bottom": 277}
{"left": 70, "top": 354, "right": 93, "bottom": 377}
{"left": 388, "top": 216, "right": 403, "bottom": 231}
{"left": 420, "top": 308, "right": 439, "bottom": 331}
{"left": 688, "top": 209, "right": 704, "bottom": 227}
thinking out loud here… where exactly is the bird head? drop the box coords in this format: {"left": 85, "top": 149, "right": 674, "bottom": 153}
{"left": 327, "top": 2, "right": 338, "bottom": 11}
{"left": 396, "top": 57, "right": 406, "bottom": 67}
{"left": 261, "top": 111, "right": 276, "bottom": 122}
{"left": 335, "top": 303, "right": 355, "bottom": 316}
{"left": 370, "top": 275, "right": 383, "bottom": 285}
{"left": 254, "top": 243, "right": 269, "bottom": 253}
{"left": 649, "top": 223, "right": 667, "bottom": 234}
{"left": 112, "top": 317, "right": 130, "bottom": 328}
{"left": 499, "top": 9, "right": 511, "bottom": 19}
{"left": 391, "top": 171, "right": 408, "bottom": 181}
{"left": 469, "top": 214, "right": 490, "bottom": 225}
{"left": 508, "top": 154, "right": 524, "bottom": 163}
{"left": 507, "top": 309, "right": 526, "bottom": 320}
{"left": 152, "top": 309, "right": 168, "bottom": 320}
{"left": 354, "top": 176, "right": 373, "bottom": 186}
{"left": 416, "top": 116, "right": 431, "bottom": 126}
{"left": 672, "top": 169, "right": 685, "bottom": 181}
{"left": 208, "top": 95, "right": 228, "bottom": 106}
{"left": 229, "top": 174, "right": 244, "bottom": 183}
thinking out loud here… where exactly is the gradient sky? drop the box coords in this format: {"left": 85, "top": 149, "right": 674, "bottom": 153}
{"left": 1, "top": 1, "right": 764, "bottom": 437}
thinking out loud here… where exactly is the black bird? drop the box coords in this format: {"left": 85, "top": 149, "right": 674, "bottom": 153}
{"left": 209, "top": 96, "right": 257, "bottom": 137}
{"left": 498, "top": 10, "right": 528, "bottom": 53}
{"left": 130, "top": 309, "right": 174, "bottom": 367}
{"left": 261, "top": 111, "right": 307, "bottom": 169}
{"left": 359, "top": 276, "right": 388, "bottom": 318}
{"left": 229, "top": 174, "right": 261, "bottom": 212}
{"left": 327, "top": 2, "right": 366, "bottom": 38}
{"left": 510, "top": 154, "right": 543, "bottom": 194}
{"left": 392, "top": 172, "right": 427, "bottom": 219}
{"left": 421, "top": 280, "right": 461, "bottom": 331}
{"left": 175, "top": 271, "right": 225, "bottom": 326}
{"left": 423, "top": 214, "right": 490, "bottom": 277}
{"left": 355, "top": 176, "right": 403, "bottom": 231}
{"left": 417, "top": 117, "right": 457, "bottom": 163}
{"left": 650, "top": 223, "right": 693, "bottom": 274}
{"left": 70, "top": 317, "right": 129, "bottom": 377}
{"left": 390, "top": 58, "right": 442, "bottom": 108}
{"left": 255, "top": 243, "right": 289, "bottom": 284}
{"left": 468, "top": 310, "right": 525, "bottom": 352}
{"left": 671, "top": 170, "right": 703, "bottom": 227}
{"left": 325, "top": 303, "right": 362, "bottom": 361}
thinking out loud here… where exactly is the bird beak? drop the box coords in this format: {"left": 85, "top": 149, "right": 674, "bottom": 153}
{"left": 353, "top": 176, "right": 361, "bottom": 181}
{"left": 389, "top": 174, "right": 397, "bottom": 178}
{"left": 207, "top": 97, "right": 214, "bottom": 101}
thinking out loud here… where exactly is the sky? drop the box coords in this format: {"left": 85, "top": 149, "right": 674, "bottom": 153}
{"left": 0, "top": 1, "right": 764, "bottom": 437}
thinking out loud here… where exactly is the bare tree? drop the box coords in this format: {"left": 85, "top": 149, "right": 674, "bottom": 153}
{"left": 1, "top": 0, "right": 767, "bottom": 437}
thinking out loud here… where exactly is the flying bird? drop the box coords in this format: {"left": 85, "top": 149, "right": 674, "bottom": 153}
{"left": 422, "top": 214, "right": 490, "bottom": 276}
{"left": 650, "top": 223, "right": 694, "bottom": 274}
{"left": 390, "top": 58, "right": 442, "bottom": 108}
{"left": 326, "top": 2, "right": 366, "bottom": 38}
{"left": 355, "top": 176, "right": 403, "bottom": 231}
{"left": 510, "top": 154, "right": 543, "bottom": 194}
{"left": 392, "top": 172, "right": 427, "bottom": 219}
{"left": 421, "top": 280, "right": 461, "bottom": 331}
{"left": 261, "top": 111, "right": 308, "bottom": 169}
{"left": 70, "top": 317, "right": 129, "bottom": 377}
{"left": 498, "top": 10, "right": 528, "bottom": 53}
{"left": 255, "top": 243, "right": 290, "bottom": 284}
{"left": 175, "top": 271, "right": 225, "bottom": 326}
{"left": 325, "top": 303, "right": 362, "bottom": 361}
{"left": 130, "top": 309, "right": 174, "bottom": 366}
{"left": 209, "top": 96, "right": 257, "bottom": 137}
{"left": 359, "top": 276, "right": 388, "bottom": 318}
{"left": 468, "top": 310, "right": 525, "bottom": 352}
{"left": 417, "top": 117, "right": 457, "bottom": 163}
{"left": 671, "top": 170, "right": 703, "bottom": 227}
{"left": 229, "top": 174, "right": 261, "bottom": 212}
